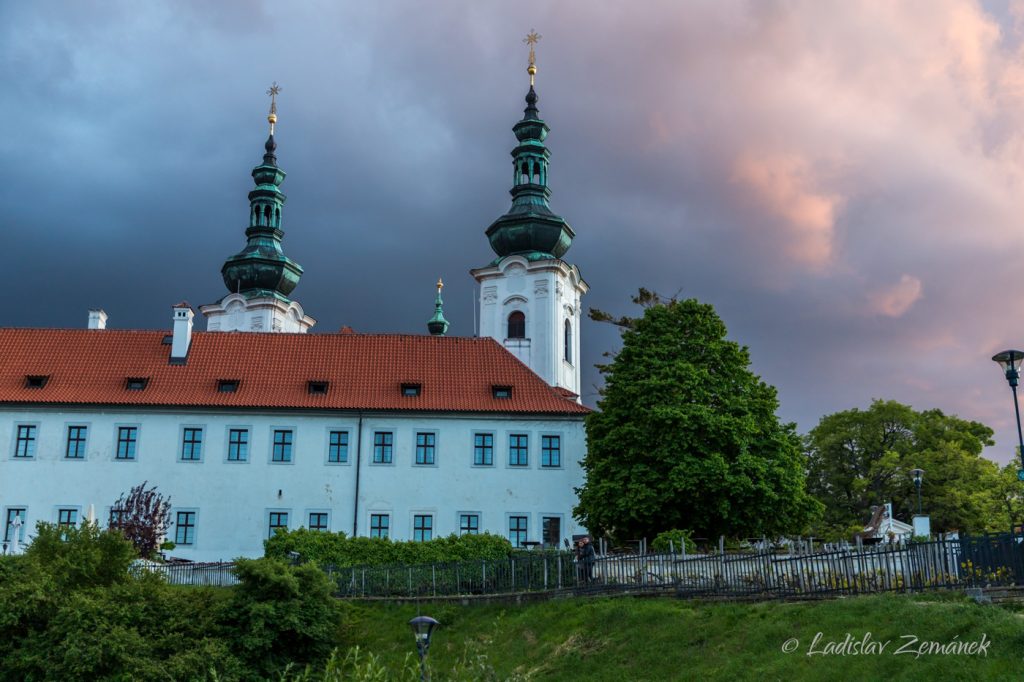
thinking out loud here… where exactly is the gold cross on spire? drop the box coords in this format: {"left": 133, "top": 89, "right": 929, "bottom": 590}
{"left": 266, "top": 82, "right": 281, "bottom": 134}
{"left": 523, "top": 30, "right": 541, "bottom": 86}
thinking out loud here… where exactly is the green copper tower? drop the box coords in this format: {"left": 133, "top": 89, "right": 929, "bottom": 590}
{"left": 426, "top": 278, "right": 450, "bottom": 336}
{"left": 221, "top": 82, "right": 304, "bottom": 300}
{"left": 484, "top": 32, "right": 575, "bottom": 262}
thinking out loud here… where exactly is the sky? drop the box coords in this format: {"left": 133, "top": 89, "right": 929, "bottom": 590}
{"left": 4, "top": 0, "right": 1024, "bottom": 465}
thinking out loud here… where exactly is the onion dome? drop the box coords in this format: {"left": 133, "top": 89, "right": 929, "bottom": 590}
{"left": 221, "top": 83, "right": 304, "bottom": 300}
{"left": 485, "top": 37, "right": 574, "bottom": 261}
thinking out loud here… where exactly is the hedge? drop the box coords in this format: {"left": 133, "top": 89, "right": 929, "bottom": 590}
{"left": 264, "top": 528, "right": 514, "bottom": 567}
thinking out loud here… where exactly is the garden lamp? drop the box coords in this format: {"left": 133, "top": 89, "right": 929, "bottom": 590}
{"left": 408, "top": 615, "right": 439, "bottom": 681}
{"left": 992, "top": 349, "right": 1024, "bottom": 472}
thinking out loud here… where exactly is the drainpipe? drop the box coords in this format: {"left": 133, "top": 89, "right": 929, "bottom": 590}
{"left": 352, "top": 414, "right": 363, "bottom": 537}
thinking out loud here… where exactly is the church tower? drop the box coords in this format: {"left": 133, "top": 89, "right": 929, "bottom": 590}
{"left": 471, "top": 33, "right": 588, "bottom": 399}
{"left": 201, "top": 84, "right": 315, "bottom": 333}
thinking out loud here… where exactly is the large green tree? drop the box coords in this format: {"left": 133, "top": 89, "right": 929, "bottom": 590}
{"left": 575, "top": 290, "right": 821, "bottom": 541}
{"left": 804, "top": 399, "right": 1005, "bottom": 537}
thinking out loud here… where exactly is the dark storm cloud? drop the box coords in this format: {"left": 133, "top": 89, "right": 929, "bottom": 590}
{"left": 4, "top": 1, "right": 1024, "bottom": 463}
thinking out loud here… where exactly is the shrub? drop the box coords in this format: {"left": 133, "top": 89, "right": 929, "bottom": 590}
{"left": 265, "top": 529, "right": 514, "bottom": 567}
{"left": 651, "top": 529, "right": 697, "bottom": 554}
{"left": 0, "top": 525, "right": 347, "bottom": 680}
{"left": 224, "top": 558, "right": 346, "bottom": 677}
{"left": 109, "top": 481, "right": 172, "bottom": 559}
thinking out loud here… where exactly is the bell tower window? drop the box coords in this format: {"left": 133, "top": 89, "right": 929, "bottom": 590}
{"left": 507, "top": 311, "right": 525, "bottom": 339}
{"left": 564, "top": 319, "right": 572, "bottom": 363}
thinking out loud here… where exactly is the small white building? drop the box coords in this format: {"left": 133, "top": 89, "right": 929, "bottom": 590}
{"left": 0, "top": 56, "right": 592, "bottom": 561}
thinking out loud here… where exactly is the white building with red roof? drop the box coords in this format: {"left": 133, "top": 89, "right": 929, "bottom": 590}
{"left": 0, "top": 58, "right": 591, "bottom": 560}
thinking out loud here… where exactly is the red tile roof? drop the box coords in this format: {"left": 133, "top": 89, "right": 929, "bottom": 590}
{"left": 0, "top": 329, "right": 589, "bottom": 415}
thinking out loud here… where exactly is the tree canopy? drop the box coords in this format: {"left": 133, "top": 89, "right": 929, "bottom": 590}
{"left": 575, "top": 290, "right": 821, "bottom": 542}
{"left": 804, "top": 399, "right": 1007, "bottom": 538}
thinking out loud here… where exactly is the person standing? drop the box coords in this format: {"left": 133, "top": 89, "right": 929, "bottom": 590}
{"left": 580, "top": 536, "right": 597, "bottom": 584}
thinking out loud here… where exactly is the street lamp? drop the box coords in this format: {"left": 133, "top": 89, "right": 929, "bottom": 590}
{"left": 910, "top": 468, "right": 924, "bottom": 515}
{"left": 408, "top": 615, "right": 439, "bottom": 681}
{"left": 992, "top": 349, "right": 1024, "bottom": 474}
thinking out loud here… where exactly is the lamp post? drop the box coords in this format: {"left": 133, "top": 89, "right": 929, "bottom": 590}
{"left": 408, "top": 615, "right": 439, "bottom": 681}
{"left": 992, "top": 349, "right": 1024, "bottom": 475}
{"left": 910, "top": 468, "right": 924, "bottom": 515}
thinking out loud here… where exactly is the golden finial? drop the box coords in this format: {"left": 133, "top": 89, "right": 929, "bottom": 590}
{"left": 523, "top": 30, "right": 541, "bottom": 86}
{"left": 436, "top": 277, "right": 444, "bottom": 293}
{"left": 266, "top": 82, "right": 281, "bottom": 134}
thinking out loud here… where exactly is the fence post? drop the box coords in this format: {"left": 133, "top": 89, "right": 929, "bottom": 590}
{"left": 558, "top": 554, "right": 563, "bottom": 589}
{"left": 408, "top": 567, "right": 412, "bottom": 596}
{"left": 544, "top": 555, "right": 549, "bottom": 590}
{"left": 432, "top": 564, "right": 436, "bottom": 596}
{"left": 511, "top": 558, "right": 516, "bottom": 592}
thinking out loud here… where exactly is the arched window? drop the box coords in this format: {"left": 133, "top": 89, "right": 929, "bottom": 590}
{"left": 263, "top": 205, "right": 272, "bottom": 225}
{"left": 564, "top": 319, "right": 572, "bottom": 363}
{"left": 507, "top": 311, "right": 525, "bottom": 339}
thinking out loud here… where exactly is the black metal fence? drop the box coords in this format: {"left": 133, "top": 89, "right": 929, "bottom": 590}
{"left": 330, "top": 533, "right": 1024, "bottom": 599}
{"left": 134, "top": 532, "right": 1024, "bottom": 601}
{"left": 130, "top": 560, "right": 239, "bottom": 587}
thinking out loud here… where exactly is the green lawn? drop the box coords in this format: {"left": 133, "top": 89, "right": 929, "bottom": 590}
{"left": 341, "top": 593, "right": 1024, "bottom": 681}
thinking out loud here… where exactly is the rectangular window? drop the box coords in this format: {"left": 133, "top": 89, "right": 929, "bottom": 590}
{"left": 116, "top": 426, "right": 138, "bottom": 460}
{"left": 370, "top": 513, "right": 389, "bottom": 539}
{"left": 125, "top": 377, "right": 148, "bottom": 391}
{"left": 413, "top": 514, "right": 433, "bottom": 542}
{"left": 373, "top": 432, "right": 393, "bottom": 464}
{"left": 4, "top": 508, "right": 26, "bottom": 543}
{"left": 541, "top": 435, "right": 561, "bottom": 467}
{"left": 509, "top": 515, "right": 528, "bottom": 548}
{"left": 181, "top": 428, "right": 203, "bottom": 461}
{"left": 328, "top": 430, "right": 349, "bottom": 463}
{"left": 65, "top": 425, "right": 87, "bottom": 459}
{"left": 175, "top": 511, "right": 195, "bottom": 545}
{"left": 57, "top": 508, "right": 78, "bottom": 528}
{"left": 228, "top": 429, "right": 249, "bottom": 462}
{"left": 459, "top": 513, "right": 479, "bottom": 536}
{"left": 473, "top": 433, "right": 493, "bottom": 466}
{"left": 272, "top": 429, "right": 293, "bottom": 463}
{"left": 268, "top": 512, "right": 289, "bottom": 538}
{"left": 509, "top": 434, "right": 528, "bottom": 466}
{"left": 415, "top": 432, "right": 435, "bottom": 465}
{"left": 14, "top": 425, "right": 36, "bottom": 458}
{"left": 217, "top": 379, "right": 239, "bottom": 393}
{"left": 542, "top": 516, "right": 562, "bottom": 547}
{"left": 309, "top": 512, "right": 329, "bottom": 531}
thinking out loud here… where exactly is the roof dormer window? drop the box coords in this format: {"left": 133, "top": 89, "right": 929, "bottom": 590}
{"left": 217, "top": 379, "right": 240, "bottom": 393}
{"left": 25, "top": 375, "right": 49, "bottom": 389}
{"left": 308, "top": 380, "right": 329, "bottom": 395}
{"left": 125, "top": 377, "right": 149, "bottom": 391}
{"left": 401, "top": 383, "right": 422, "bottom": 397}
{"left": 492, "top": 385, "right": 512, "bottom": 399}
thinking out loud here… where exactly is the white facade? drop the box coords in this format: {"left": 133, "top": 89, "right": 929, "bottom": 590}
{"left": 200, "top": 293, "right": 316, "bottom": 334}
{"left": 0, "top": 406, "right": 585, "bottom": 561}
{"left": 472, "top": 255, "right": 588, "bottom": 398}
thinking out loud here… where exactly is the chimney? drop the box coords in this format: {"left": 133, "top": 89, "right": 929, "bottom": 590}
{"left": 171, "top": 302, "right": 194, "bottom": 362}
{"left": 87, "top": 309, "right": 108, "bottom": 330}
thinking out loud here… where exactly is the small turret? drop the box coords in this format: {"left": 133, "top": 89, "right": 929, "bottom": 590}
{"left": 426, "top": 279, "right": 450, "bottom": 336}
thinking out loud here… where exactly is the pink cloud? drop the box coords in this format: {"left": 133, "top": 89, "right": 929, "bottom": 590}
{"left": 730, "top": 152, "right": 842, "bottom": 271}
{"left": 867, "top": 274, "right": 923, "bottom": 318}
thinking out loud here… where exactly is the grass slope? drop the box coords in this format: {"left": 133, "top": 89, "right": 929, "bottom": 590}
{"left": 345, "top": 593, "right": 1024, "bottom": 681}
